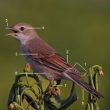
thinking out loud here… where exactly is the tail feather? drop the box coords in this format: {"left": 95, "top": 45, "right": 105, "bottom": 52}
{"left": 63, "top": 71, "right": 104, "bottom": 99}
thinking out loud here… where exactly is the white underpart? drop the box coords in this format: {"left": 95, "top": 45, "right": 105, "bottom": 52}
{"left": 16, "top": 34, "right": 30, "bottom": 45}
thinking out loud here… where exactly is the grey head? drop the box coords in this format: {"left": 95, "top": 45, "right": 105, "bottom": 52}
{"left": 8, "top": 23, "right": 39, "bottom": 44}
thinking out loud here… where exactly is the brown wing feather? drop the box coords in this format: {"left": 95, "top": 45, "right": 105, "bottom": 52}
{"left": 26, "top": 38, "right": 103, "bottom": 99}
{"left": 27, "top": 38, "right": 72, "bottom": 72}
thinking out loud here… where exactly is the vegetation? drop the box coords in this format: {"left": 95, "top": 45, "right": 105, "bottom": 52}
{"left": 8, "top": 64, "right": 103, "bottom": 110}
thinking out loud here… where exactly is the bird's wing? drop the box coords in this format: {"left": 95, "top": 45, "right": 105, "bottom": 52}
{"left": 26, "top": 38, "right": 103, "bottom": 99}
{"left": 28, "top": 47, "right": 104, "bottom": 98}
{"left": 27, "top": 38, "right": 72, "bottom": 72}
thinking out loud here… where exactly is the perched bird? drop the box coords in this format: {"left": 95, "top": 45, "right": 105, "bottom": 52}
{"left": 8, "top": 23, "right": 103, "bottom": 99}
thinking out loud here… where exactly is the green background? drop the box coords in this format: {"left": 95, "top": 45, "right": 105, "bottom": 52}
{"left": 0, "top": 0, "right": 109, "bottom": 110}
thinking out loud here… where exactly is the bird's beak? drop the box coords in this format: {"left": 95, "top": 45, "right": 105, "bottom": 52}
{"left": 7, "top": 33, "right": 16, "bottom": 37}
{"left": 6, "top": 28, "right": 16, "bottom": 37}
{"left": 99, "top": 70, "right": 104, "bottom": 76}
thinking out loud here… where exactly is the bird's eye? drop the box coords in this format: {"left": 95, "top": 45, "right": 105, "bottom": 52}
{"left": 20, "top": 27, "right": 25, "bottom": 31}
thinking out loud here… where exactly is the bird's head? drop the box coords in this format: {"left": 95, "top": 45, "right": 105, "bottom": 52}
{"left": 92, "top": 65, "right": 104, "bottom": 76}
{"left": 7, "top": 23, "right": 38, "bottom": 44}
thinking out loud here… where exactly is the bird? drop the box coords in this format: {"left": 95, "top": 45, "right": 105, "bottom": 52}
{"left": 7, "top": 23, "right": 103, "bottom": 99}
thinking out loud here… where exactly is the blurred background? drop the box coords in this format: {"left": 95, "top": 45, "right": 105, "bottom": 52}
{"left": 0, "top": 0, "right": 110, "bottom": 110}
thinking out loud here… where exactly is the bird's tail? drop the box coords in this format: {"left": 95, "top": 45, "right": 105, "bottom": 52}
{"left": 63, "top": 69, "right": 104, "bottom": 99}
